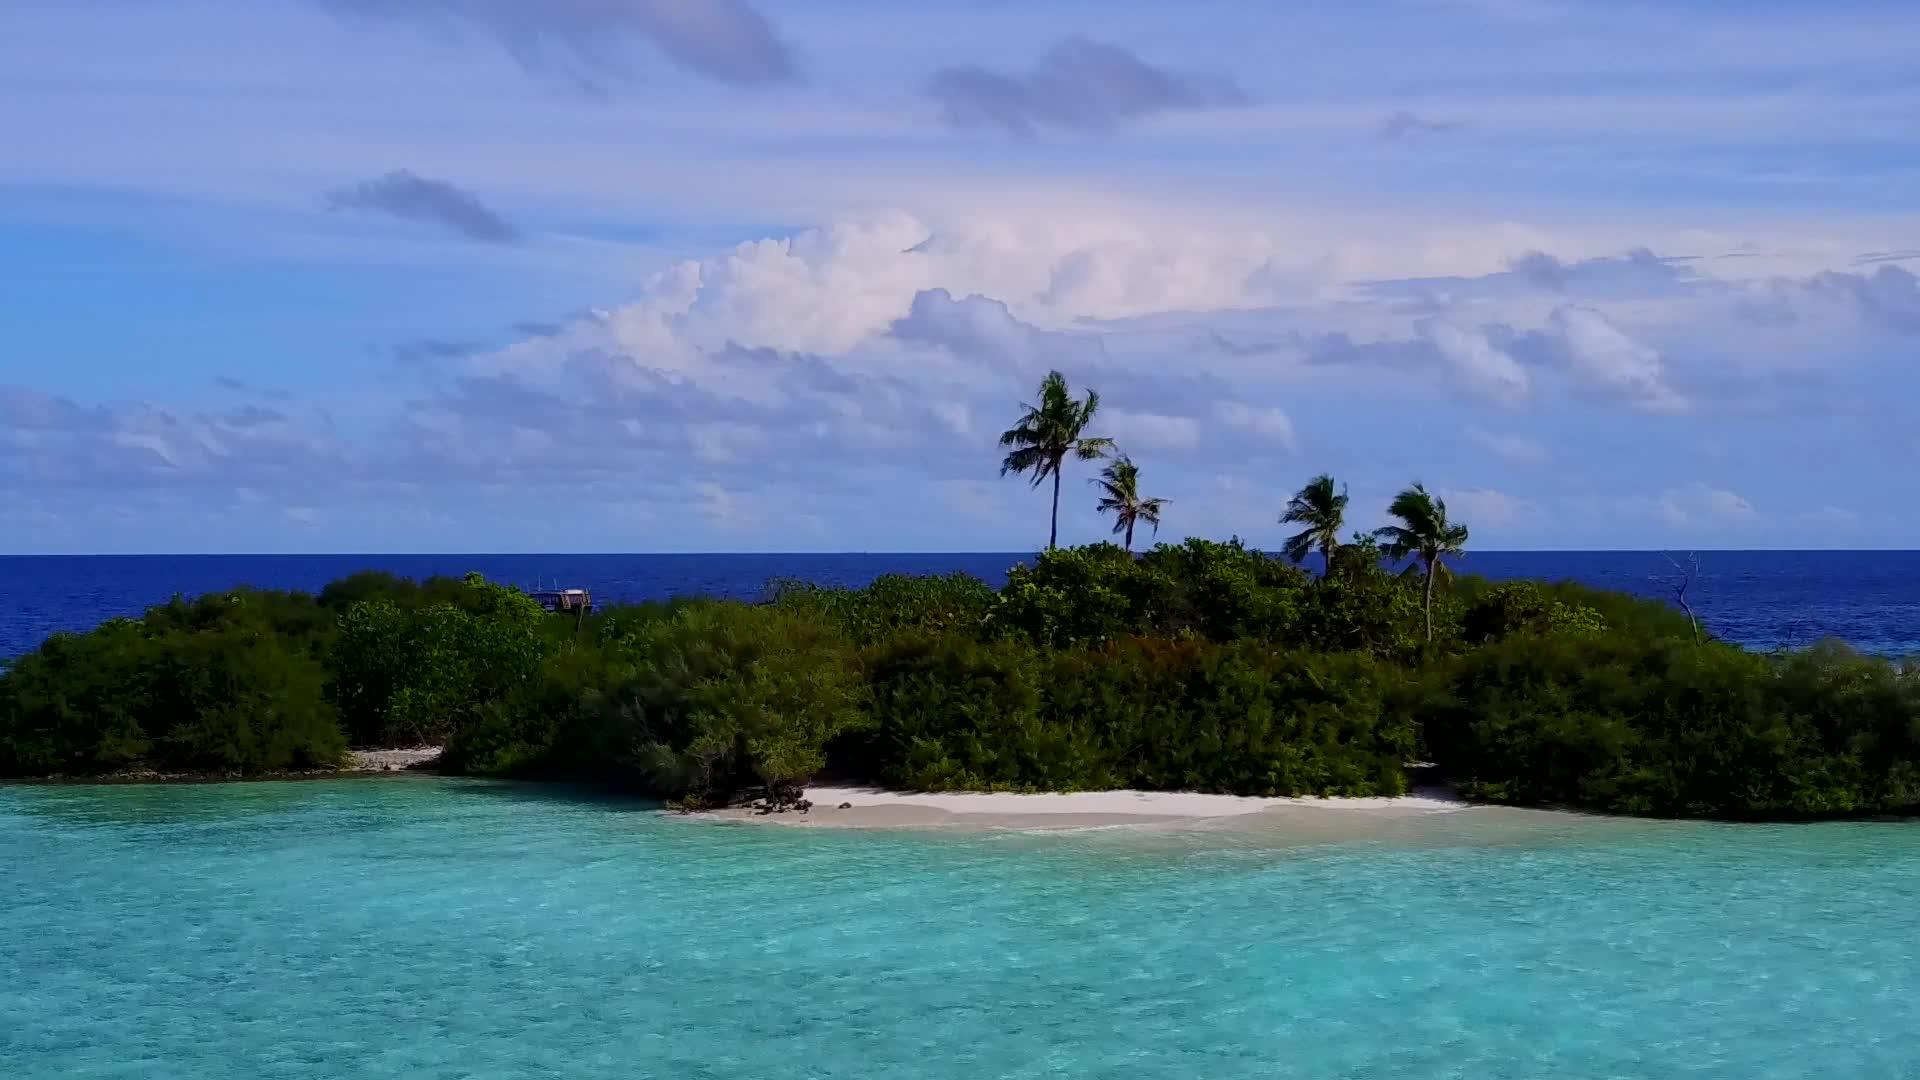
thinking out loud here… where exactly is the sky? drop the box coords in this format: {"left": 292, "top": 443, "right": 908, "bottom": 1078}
{"left": 2, "top": 0, "right": 1917, "bottom": 554}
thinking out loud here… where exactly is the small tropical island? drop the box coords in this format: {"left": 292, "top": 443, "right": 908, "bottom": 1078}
{"left": 3, "top": 371, "right": 1915, "bottom": 821}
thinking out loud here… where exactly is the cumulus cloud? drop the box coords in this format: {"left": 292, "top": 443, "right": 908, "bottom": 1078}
{"left": 1735, "top": 264, "right": 1920, "bottom": 337}
{"left": 890, "top": 289, "right": 1103, "bottom": 372}
{"left": 1418, "top": 320, "right": 1531, "bottom": 406}
{"left": 8, "top": 210, "right": 1891, "bottom": 548}
{"left": 1299, "top": 303, "right": 1688, "bottom": 414}
{"left": 314, "top": 0, "right": 795, "bottom": 87}
{"left": 1528, "top": 306, "right": 1688, "bottom": 413}
{"left": 925, "top": 37, "right": 1247, "bottom": 135}
{"left": 674, "top": 215, "right": 934, "bottom": 354}
{"left": 327, "top": 171, "right": 520, "bottom": 243}
{"left": 0, "top": 390, "right": 347, "bottom": 491}
{"left": 1803, "top": 265, "right": 1920, "bottom": 334}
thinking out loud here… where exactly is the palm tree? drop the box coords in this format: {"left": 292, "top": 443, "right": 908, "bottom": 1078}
{"left": 1092, "top": 455, "right": 1167, "bottom": 552}
{"left": 999, "top": 370, "right": 1113, "bottom": 549}
{"left": 1280, "top": 473, "right": 1348, "bottom": 569}
{"left": 1374, "top": 482, "right": 1470, "bottom": 643}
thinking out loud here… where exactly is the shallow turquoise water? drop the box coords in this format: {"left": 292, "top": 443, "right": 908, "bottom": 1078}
{"left": 3, "top": 779, "right": 1917, "bottom": 1079}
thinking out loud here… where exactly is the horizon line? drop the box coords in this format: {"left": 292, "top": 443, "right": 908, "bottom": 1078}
{"left": 4, "top": 548, "right": 1917, "bottom": 558}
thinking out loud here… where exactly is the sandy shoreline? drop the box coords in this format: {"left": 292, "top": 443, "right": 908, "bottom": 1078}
{"left": 345, "top": 747, "right": 443, "bottom": 773}
{"left": 701, "top": 784, "right": 1481, "bottom": 833}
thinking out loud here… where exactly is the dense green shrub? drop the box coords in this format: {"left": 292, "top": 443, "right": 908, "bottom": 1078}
{"left": 1449, "top": 575, "right": 1693, "bottom": 643}
{"left": 854, "top": 634, "right": 1412, "bottom": 797}
{"left": 330, "top": 574, "right": 552, "bottom": 747}
{"left": 1300, "top": 550, "right": 1436, "bottom": 660}
{"left": 1133, "top": 540, "right": 1313, "bottom": 642}
{"left": 1424, "top": 634, "right": 1920, "bottom": 816}
{"left": 0, "top": 613, "right": 343, "bottom": 776}
{"left": 316, "top": 570, "right": 524, "bottom": 616}
{"left": 593, "top": 603, "right": 866, "bottom": 805}
{"left": 773, "top": 572, "right": 997, "bottom": 644}
{"left": 990, "top": 544, "right": 1143, "bottom": 648}
{"left": 141, "top": 588, "right": 339, "bottom": 656}
{"left": 1459, "top": 581, "right": 1606, "bottom": 645}
{"left": 1053, "top": 640, "right": 1415, "bottom": 796}
{"left": 447, "top": 602, "right": 867, "bottom": 806}
{"left": 990, "top": 539, "right": 1315, "bottom": 648}
{"left": 850, "top": 634, "right": 1066, "bottom": 791}
{"left": 441, "top": 637, "right": 636, "bottom": 779}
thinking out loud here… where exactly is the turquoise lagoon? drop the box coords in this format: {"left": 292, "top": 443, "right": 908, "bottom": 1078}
{"left": 3, "top": 777, "right": 1917, "bottom": 1079}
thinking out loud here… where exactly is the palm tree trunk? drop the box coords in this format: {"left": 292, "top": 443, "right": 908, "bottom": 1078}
{"left": 1048, "top": 463, "right": 1061, "bottom": 550}
{"left": 1422, "top": 560, "right": 1436, "bottom": 643}
{"left": 1124, "top": 517, "right": 1134, "bottom": 553}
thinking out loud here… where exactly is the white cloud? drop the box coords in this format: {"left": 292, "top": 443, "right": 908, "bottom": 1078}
{"left": 1215, "top": 403, "right": 1296, "bottom": 449}
{"left": 1441, "top": 487, "right": 1529, "bottom": 528}
{"left": 931, "top": 401, "right": 973, "bottom": 438}
{"left": 1106, "top": 410, "right": 1201, "bottom": 451}
{"left": 1656, "top": 483, "right": 1757, "bottom": 527}
{"left": 1545, "top": 306, "right": 1688, "bottom": 413}
{"left": 5, "top": 201, "right": 1910, "bottom": 553}
{"left": 694, "top": 482, "right": 752, "bottom": 529}
{"left": 1465, "top": 426, "right": 1550, "bottom": 466}
{"left": 688, "top": 422, "right": 768, "bottom": 464}
{"left": 678, "top": 214, "right": 934, "bottom": 355}
{"left": 1418, "top": 319, "right": 1530, "bottom": 406}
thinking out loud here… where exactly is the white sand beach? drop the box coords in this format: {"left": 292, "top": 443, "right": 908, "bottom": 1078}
{"left": 703, "top": 784, "right": 1480, "bottom": 833}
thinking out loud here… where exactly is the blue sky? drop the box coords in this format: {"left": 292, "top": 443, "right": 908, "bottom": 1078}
{"left": 3, "top": 0, "right": 1917, "bottom": 553}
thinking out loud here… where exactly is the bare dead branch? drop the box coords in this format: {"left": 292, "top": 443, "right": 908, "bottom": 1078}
{"left": 1657, "top": 551, "right": 1702, "bottom": 644}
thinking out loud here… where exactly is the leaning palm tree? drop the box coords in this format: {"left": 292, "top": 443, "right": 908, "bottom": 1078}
{"left": 1092, "top": 455, "right": 1167, "bottom": 552}
{"left": 999, "top": 370, "right": 1113, "bottom": 549}
{"left": 1280, "top": 473, "right": 1349, "bottom": 569}
{"left": 1374, "top": 482, "right": 1470, "bottom": 643}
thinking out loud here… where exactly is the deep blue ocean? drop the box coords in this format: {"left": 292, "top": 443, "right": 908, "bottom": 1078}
{"left": 3, "top": 550, "right": 1917, "bottom": 659}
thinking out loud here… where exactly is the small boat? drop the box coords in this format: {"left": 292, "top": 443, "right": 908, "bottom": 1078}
{"left": 529, "top": 587, "right": 593, "bottom": 614}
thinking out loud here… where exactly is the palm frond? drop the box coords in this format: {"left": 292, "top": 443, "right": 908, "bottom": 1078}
{"left": 997, "top": 417, "right": 1043, "bottom": 448}
{"left": 1281, "top": 529, "right": 1313, "bottom": 564}
{"left": 999, "top": 445, "right": 1043, "bottom": 476}
{"left": 1075, "top": 436, "right": 1116, "bottom": 460}
{"left": 1373, "top": 524, "right": 1419, "bottom": 561}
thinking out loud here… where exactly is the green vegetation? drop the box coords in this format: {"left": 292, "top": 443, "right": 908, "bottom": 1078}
{"left": 3, "top": 543, "right": 1914, "bottom": 819}
{"left": 999, "top": 369, "right": 1112, "bottom": 550}
{"left": 1375, "top": 483, "right": 1471, "bottom": 643}
{"left": 0, "top": 591, "right": 344, "bottom": 776}
{"left": 1092, "top": 455, "right": 1168, "bottom": 552}
{"left": 1279, "top": 473, "right": 1348, "bottom": 567}
{"left": 3, "top": 370, "right": 1916, "bottom": 820}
